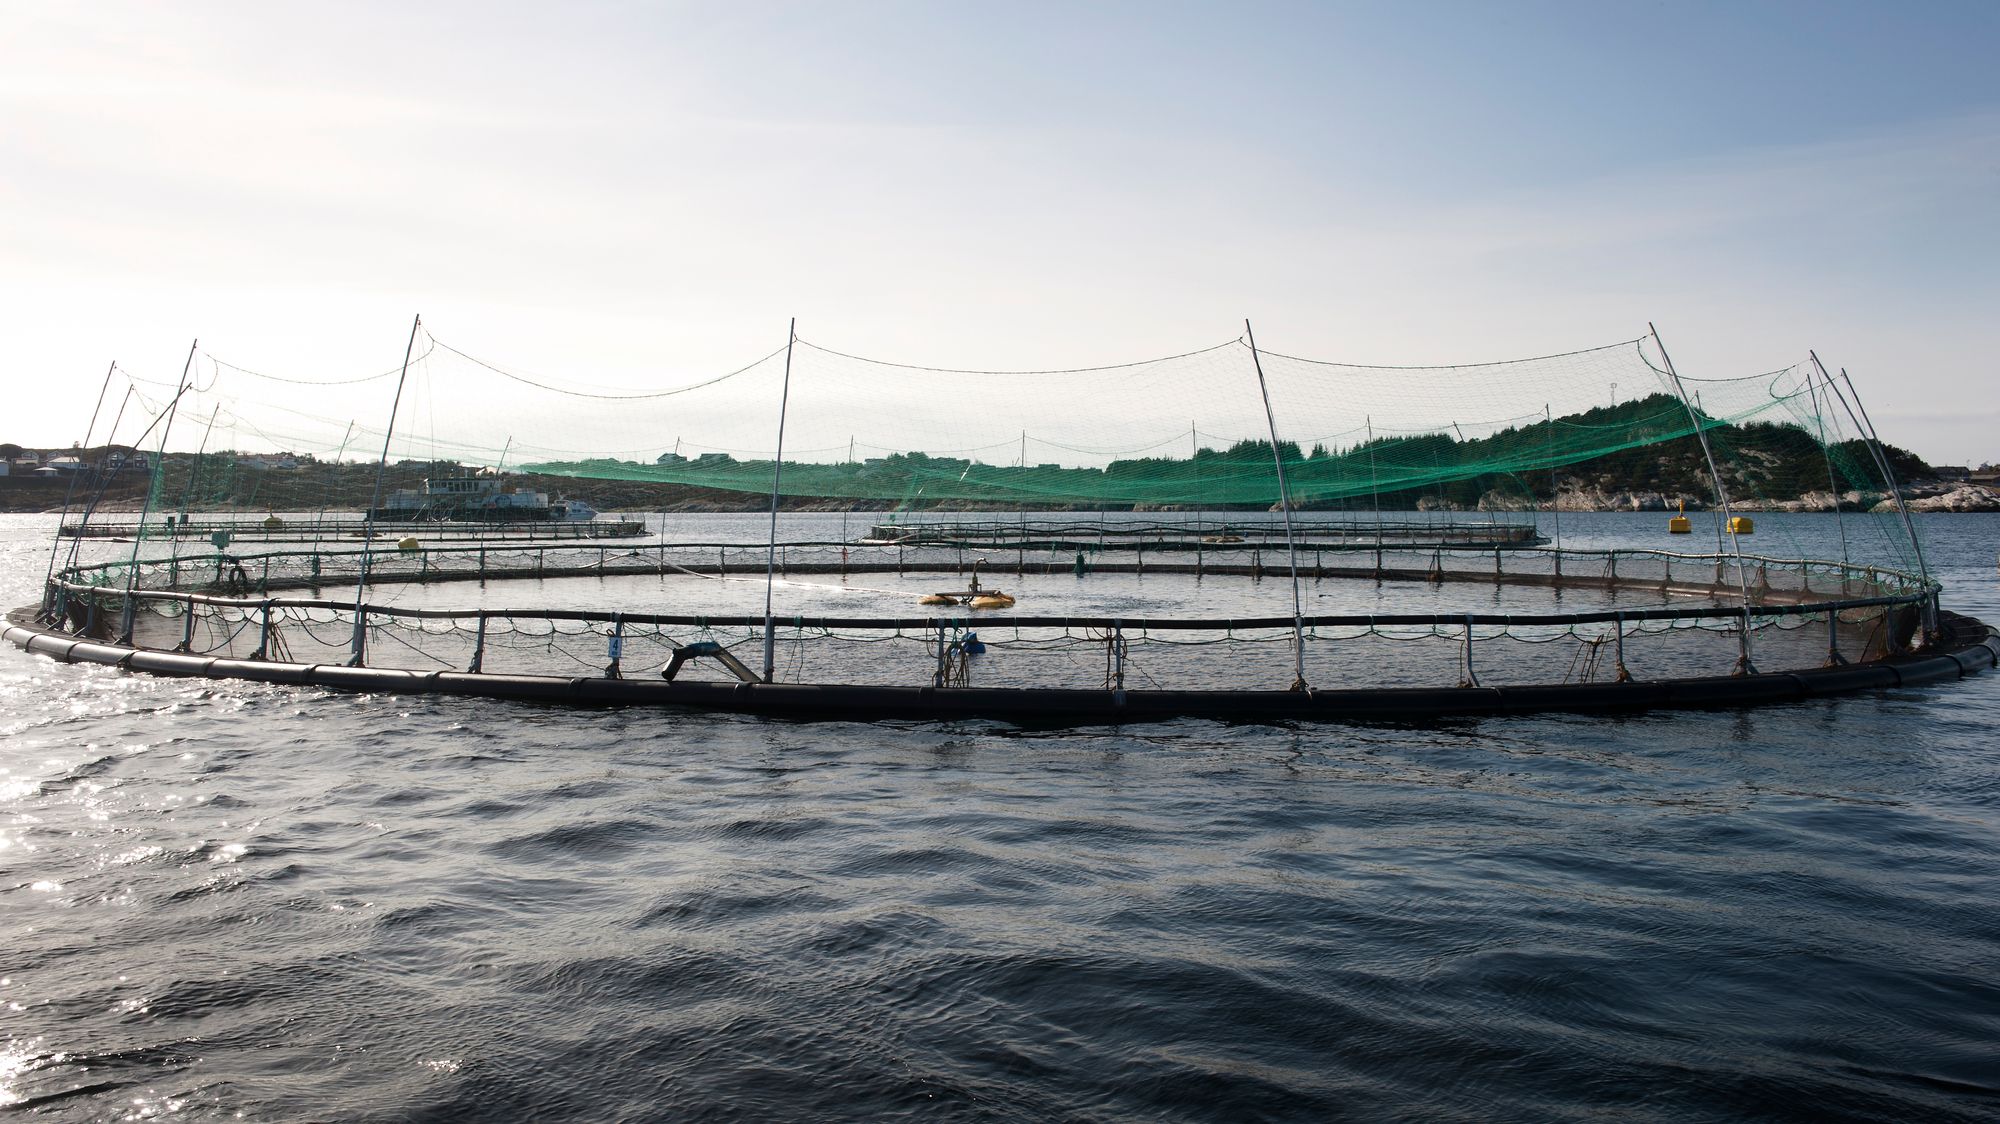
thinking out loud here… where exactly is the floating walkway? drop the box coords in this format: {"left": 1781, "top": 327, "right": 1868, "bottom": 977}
{"left": 3, "top": 608, "right": 1992, "bottom": 722}
{"left": 59, "top": 515, "right": 648, "bottom": 542}
{"left": 9, "top": 538, "right": 1993, "bottom": 725}
{"left": 861, "top": 517, "right": 1544, "bottom": 550}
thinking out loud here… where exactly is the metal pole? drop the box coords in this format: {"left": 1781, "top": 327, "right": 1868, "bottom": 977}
{"left": 1650, "top": 323, "right": 1758, "bottom": 674}
{"left": 1459, "top": 614, "right": 1478, "bottom": 687}
{"left": 251, "top": 601, "right": 273, "bottom": 661}
{"left": 120, "top": 340, "right": 199, "bottom": 644}
{"left": 469, "top": 614, "right": 488, "bottom": 673}
{"left": 41, "top": 361, "right": 118, "bottom": 615}
{"left": 1830, "top": 364, "right": 1935, "bottom": 641}
{"left": 1613, "top": 613, "right": 1630, "bottom": 681}
{"left": 177, "top": 595, "right": 197, "bottom": 652}
{"left": 1545, "top": 404, "right": 1562, "bottom": 551}
{"left": 1367, "top": 416, "right": 1382, "bottom": 554}
{"left": 1244, "top": 319, "right": 1308, "bottom": 690}
{"left": 1803, "top": 353, "right": 1850, "bottom": 566}
{"left": 1827, "top": 365, "right": 1929, "bottom": 582}
{"left": 62, "top": 385, "right": 154, "bottom": 584}
{"left": 762, "top": 319, "right": 796, "bottom": 683}
{"left": 178, "top": 404, "right": 221, "bottom": 527}
{"left": 1112, "top": 622, "right": 1125, "bottom": 691}
{"left": 351, "top": 314, "right": 421, "bottom": 665}
{"left": 1191, "top": 422, "right": 1202, "bottom": 534}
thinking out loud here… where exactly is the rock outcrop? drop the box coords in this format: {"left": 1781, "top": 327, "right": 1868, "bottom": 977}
{"left": 1475, "top": 480, "right": 2000, "bottom": 515}
{"left": 1888, "top": 483, "right": 2000, "bottom": 513}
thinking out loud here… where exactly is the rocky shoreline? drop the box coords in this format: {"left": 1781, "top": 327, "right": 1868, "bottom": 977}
{"left": 1405, "top": 481, "right": 1999, "bottom": 515}
{"left": 1515, "top": 482, "right": 2000, "bottom": 515}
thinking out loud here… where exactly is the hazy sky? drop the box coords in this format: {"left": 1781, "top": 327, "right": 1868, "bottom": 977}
{"left": 3, "top": 1, "right": 1995, "bottom": 462}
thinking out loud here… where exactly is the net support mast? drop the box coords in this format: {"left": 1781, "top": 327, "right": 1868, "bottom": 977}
{"left": 120, "top": 340, "right": 197, "bottom": 644}
{"left": 1802, "top": 353, "right": 1850, "bottom": 566}
{"left": 762, "top": 318, "right": 797, "bottom": 683}
{"left": 1367, "top": 417, "right": 1382, "bottom": 555}
{"left": 351, "top": 314, "right": 421, "bottom": 666}
{"left": 177, "top": 404, "right": 221, "bottom": 526}
{"left": 40, "top": 361, "right": 117, "bottom": 616}
{"left": 61, "top": 387, "right": 135, "bottom": 575}
{"left": 1546, "top": 404, "right": 1561, "bottom": 550}
{"left": 1650, "top": 323, "right": 1757, "bottom": 674}
{"left": 1817, "top": 357, "right": 1934, "bottom": 641}
{"left": 1245, "top": 319, "right": 1308, "bottom": 691}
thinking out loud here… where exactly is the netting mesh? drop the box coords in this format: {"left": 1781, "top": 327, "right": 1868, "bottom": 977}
{"left": 512, "top": 335, "right": 1697, "bottom": 508}
{"left": 31, "top": 322, "right": 1958, "bottom": 714}
{"left": 48, "top": 538, "right": 1930, "bottom": 695}
{"left": 112, "top": 606, "right": 1868, "bottom": 690}
{"left": 90, "top": 322, "right": 1925, "bottom": 579}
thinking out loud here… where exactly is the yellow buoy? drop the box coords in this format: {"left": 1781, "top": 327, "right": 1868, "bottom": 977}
{"left": 919, "top": 593, "right": 956, "bottom": 606}
{"left": 1727, "top": 515, "right": 1754, "bottom": 534}
{"left": 263, "top": 513, "right": 284, "bottom": 530}
{"left": 1668, "top": 499, "right": 1692, "bottom": 534}
{"left": 969, "top": 593, "right": 1015, "bottom": 609}
{"left": 397, "top": 536, "right": 421, "bottom": 552}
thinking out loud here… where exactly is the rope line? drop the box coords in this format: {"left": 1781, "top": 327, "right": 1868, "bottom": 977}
{"left": 792, "top": 335, "right": 1245, "bottom": 375}
{"left": 425, "top": 332, "right": 789, "bottom": 400}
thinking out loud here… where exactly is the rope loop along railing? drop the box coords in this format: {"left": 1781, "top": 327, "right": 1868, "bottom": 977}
{"left": 47, "top": 538, "right": 1937, "bottom": 597}
{"left": 28, "top": 568, "right": 1968, "bottom": 710}
{"left": 44, "top": 537, "right": 1939, "bottom": 695}
{"left": 46, "top": 576, "right": 1933, "bottom": 635}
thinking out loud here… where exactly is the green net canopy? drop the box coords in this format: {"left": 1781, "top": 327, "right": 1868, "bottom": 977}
{"left": 120, "top": 325, "right": 1911, "bottom": 525}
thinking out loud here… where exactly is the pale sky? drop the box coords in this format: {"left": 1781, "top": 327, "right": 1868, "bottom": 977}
{"left": 3, "top": 1, "right": 1995, "bottom": 463}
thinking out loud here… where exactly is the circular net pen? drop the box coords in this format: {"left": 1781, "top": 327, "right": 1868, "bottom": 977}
{"left": 12, "top": 322, "right": 1994, "bottom": 720}
{"left": 11, "top": 536, "right": 1994, "bottom": 723}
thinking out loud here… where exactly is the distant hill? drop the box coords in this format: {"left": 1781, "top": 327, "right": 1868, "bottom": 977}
{"left": 0, "top": 407, "right": 1943, "bottom": 514}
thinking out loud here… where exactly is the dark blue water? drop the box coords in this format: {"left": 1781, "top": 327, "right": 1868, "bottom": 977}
{"left": 5, "top": 513, "right": 1999, "bottom": 1121}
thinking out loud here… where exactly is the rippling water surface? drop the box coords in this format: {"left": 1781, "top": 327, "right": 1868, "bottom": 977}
{"left": 4, "top": 513, "right": 1998, "bottom": 1121}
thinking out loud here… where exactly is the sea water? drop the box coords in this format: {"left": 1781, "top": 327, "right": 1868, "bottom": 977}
{"left": 3, "top": 512, "right": 1998, "bottom": 1121}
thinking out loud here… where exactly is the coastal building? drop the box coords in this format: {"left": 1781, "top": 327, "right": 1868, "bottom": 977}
{"left": 104, "top": 449, "right": 151, "bottom": 474}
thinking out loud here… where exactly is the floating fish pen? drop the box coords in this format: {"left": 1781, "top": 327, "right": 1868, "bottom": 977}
{"left": 10, "top": 534, "right": 1995, "bottom": 722}
{"left": 857, "top": 516, "right": 1545, "bottom": 550}
{"left": 59, "top": 514, "right": 647, "bottom": 543}
{"left": 10, "top": 320, "right": 1994, "bottom": 721}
